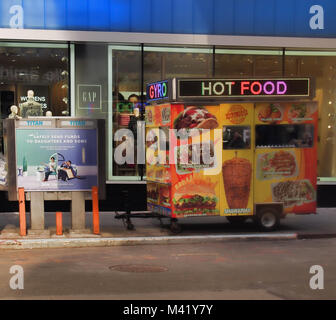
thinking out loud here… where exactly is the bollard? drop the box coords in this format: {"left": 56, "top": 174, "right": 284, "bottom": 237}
{"left": 92, "top": 186, "right": 100, "bottom": 234}
{"left": 56, "top": 211, "right": 63, "bottom": 235}
{"left": 18, "top": 188, "right": 26, "bottom": 236}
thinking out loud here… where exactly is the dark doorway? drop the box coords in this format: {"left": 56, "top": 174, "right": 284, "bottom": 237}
{"left": 0, "top": 91, "right": 14, "bottom": 119}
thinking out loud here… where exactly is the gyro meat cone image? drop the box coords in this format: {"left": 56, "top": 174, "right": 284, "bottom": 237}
{"left": 222, "top": 154, "right": 252, "bottom": 209}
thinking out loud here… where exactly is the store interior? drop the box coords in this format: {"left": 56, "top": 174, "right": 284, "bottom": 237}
{"left": 0, "top": 43, "right": 335, "bottom": 181}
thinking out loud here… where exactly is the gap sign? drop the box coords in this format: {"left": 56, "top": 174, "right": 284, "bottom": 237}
{"left": 177, "top": 78, "right": 312, "bottom": 100}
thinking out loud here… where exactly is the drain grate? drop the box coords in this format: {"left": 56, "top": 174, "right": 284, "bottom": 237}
{"left": 109, "top": 264, "right": 168, "bottom": 273}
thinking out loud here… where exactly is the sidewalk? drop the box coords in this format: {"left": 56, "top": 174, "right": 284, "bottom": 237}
{"left": 0, "top": 208, "right": 335, "bottom": 249}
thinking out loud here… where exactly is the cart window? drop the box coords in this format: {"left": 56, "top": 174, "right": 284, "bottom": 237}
{"left": 255, "top": 124, "right": 314, "bottom": 148}
{"left": 223, "top": 126, "right": 251, "bottom": 149}
{"left": 159, "top": 126, "right": 169, "bottom": 151}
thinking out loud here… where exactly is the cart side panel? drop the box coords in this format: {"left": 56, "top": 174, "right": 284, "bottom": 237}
{"left": 220, "top": 103, "right": 255, "bottom": 216}
{"left": 146, "top": 103, "right": 173, "bottom": 217}
{"left": 254, "top": 101, "right": 318, "bottom": 214}
{"left": 170, "top": 104, "right": 221, "bottom": 218}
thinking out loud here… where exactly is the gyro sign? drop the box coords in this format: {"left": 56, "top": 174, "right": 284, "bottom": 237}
{"left": 146, "top": 80, "right": 170, "bottom": 102}
{"left": 177, "top": 78, "right": 312, "bottom": 101}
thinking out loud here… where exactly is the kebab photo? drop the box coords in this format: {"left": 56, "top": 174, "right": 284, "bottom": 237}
{"left": 173, "top": 106, "right": 218, "bottom": 131}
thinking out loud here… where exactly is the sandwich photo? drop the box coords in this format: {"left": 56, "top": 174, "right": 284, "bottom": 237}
{"left": 257, "top": 150, "right": 298, "bottom": 180}
{"left": 175, "top": 142, "right": 215, "bottom": 174}
{"left": 146, "top": 167, "right": 155, "bottom": 179}
{"left": 147, "top": 183, "right": 159, "bottom": 201}
{"left": 173, "top": 106, "right": 218, "bottom": 131}
{"left": 159, "top": 185, "right": 170, "bottom": 206}
{"left": 172, "top": 175, "right": 218, "bottom": 216}
{"left": 257, "top": 103, "right": 283, "bottom": 123}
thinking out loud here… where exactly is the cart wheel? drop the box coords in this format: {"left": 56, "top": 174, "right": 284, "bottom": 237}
{"left": 170, "top": 221, "right": 182, "bottom": 234}
{"left": 255, "top": 207, "right": 280, "bottom": 232}
{"left": 226, "top": 216, "right": 248, "bottom": 225}
{"left": 126, "top": 221, "right": 135, "bottom": 231}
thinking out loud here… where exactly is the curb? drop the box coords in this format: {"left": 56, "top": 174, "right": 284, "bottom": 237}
{"left": 0, "top": 233, "right": 299, "bottom": 250}
{"left": 297, "top": 233, "right": 336, "bottom": 239}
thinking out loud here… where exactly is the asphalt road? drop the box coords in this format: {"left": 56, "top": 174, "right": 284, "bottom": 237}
{"left": 0, "top": 238, "right": 335, "bottom": 300}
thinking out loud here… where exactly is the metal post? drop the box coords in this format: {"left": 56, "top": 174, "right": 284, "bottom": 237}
{"left": 18, "top": 188, "right": 26, "bottom": 236}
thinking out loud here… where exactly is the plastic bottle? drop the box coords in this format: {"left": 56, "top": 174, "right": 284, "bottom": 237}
{"left": 23, "top": 155, "right": 27, "bottom": 173}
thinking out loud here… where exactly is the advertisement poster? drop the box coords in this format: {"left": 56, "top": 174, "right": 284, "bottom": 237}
{"left": 146, "top": 101, "right": 317, "bottom": 218}
{"left": 220, "top": 103, "right": 254, "bottom": 216}
{"left": 254, "top": 102, "right": 318, "bottom": 214}
{"left": 170, "top": 104, "right": 221, "bottom": 218}
{"left": 16, "top": 128, "right": 98, "bottom": 191}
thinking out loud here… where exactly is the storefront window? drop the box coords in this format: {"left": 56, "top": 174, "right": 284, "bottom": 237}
{"left": 69, "top": 44, "right": 336, "bottom": 183}
{"left": 74, "top": 43, "right": 108, "bottom": 118}
{"left": 215, "top": 49, "right": 283, "bottom": 77}
{"left": 285, "top": 51, "right": 336, "bottom": 180}
{"left": 108, "top": 45, "right": 142, "bottom": 180}
{"left": 0, "top": 42, "right": 69, "bottom": 153}
{"left": 144, "top": 46, "right": 213, "bottom": 84}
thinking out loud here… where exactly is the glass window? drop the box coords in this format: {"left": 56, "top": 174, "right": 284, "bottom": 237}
{"left": 215, "top": 48, "right": 283, "bottom": 77}
{"left": 0, "top": 42, "right": 69, "bottom": 153}
{"left": 285, "top": 51, "right": 336, "bottom": 178}
{"left": 108, "top": 45, "right": 142, "bottom": 180}
{"left": 255, "top": 124, "right": 314, "bottom": 148}
{"left": 223, "top": 126, "right": 251, "bottom": 149}
{"left": 74, "top": 43, "right": 108, "bottom": 118}
{"left": 159, "top": 126, "right": 169, "bottom": 151}
{"left": 144, "top": 46, "right": 213, "bottom": 84}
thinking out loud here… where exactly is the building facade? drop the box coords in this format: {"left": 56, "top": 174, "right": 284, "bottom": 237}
{"left": 0, "top": 0, "right": 335, "bottom": 210}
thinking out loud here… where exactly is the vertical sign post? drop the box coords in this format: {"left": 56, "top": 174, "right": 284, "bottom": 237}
{"left": 18, "top": 187, "right": 26, "bottom": 236}
{"left": 92, "top": 186, "right": 100, "bottom": 234}
{"left": 56, "top": 212, "right": 63, "bottom": 236}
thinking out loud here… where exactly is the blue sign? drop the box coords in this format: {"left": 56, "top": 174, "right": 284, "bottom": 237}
{"left": 0, "top": 0, "right": 335, "bottom": 38}
{"left": 16, "top": 128, "right": 98, "bottom": 191}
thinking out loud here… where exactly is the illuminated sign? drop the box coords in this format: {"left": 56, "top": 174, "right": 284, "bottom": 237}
{"left": 0, "top": 1, "right": 333, "bottom": 38}
{"left": 146, "top": 80, "right": 169, "bottom": 102}
{"left": 177, "top": 78, "right": 312, "bottom": 100}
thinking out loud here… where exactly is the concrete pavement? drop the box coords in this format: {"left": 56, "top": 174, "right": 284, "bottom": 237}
{"left": 0, "top": 208, "right": 334, "bottom": 249}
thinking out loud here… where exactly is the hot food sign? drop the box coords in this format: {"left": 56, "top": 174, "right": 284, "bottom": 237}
{"left": 177, "top": 78, "right": 312, "bottom": 100}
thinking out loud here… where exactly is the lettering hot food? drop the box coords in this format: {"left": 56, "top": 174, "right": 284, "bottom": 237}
{"left": 177, "top": 78, "right": 310, "bottom": 99}
{"left": 201, "top": 80, "right": 288, "bottom": 96}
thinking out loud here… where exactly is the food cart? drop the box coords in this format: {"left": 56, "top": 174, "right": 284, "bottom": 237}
{"left": 145, "top": 78, "right": 317, "bottom": 232}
